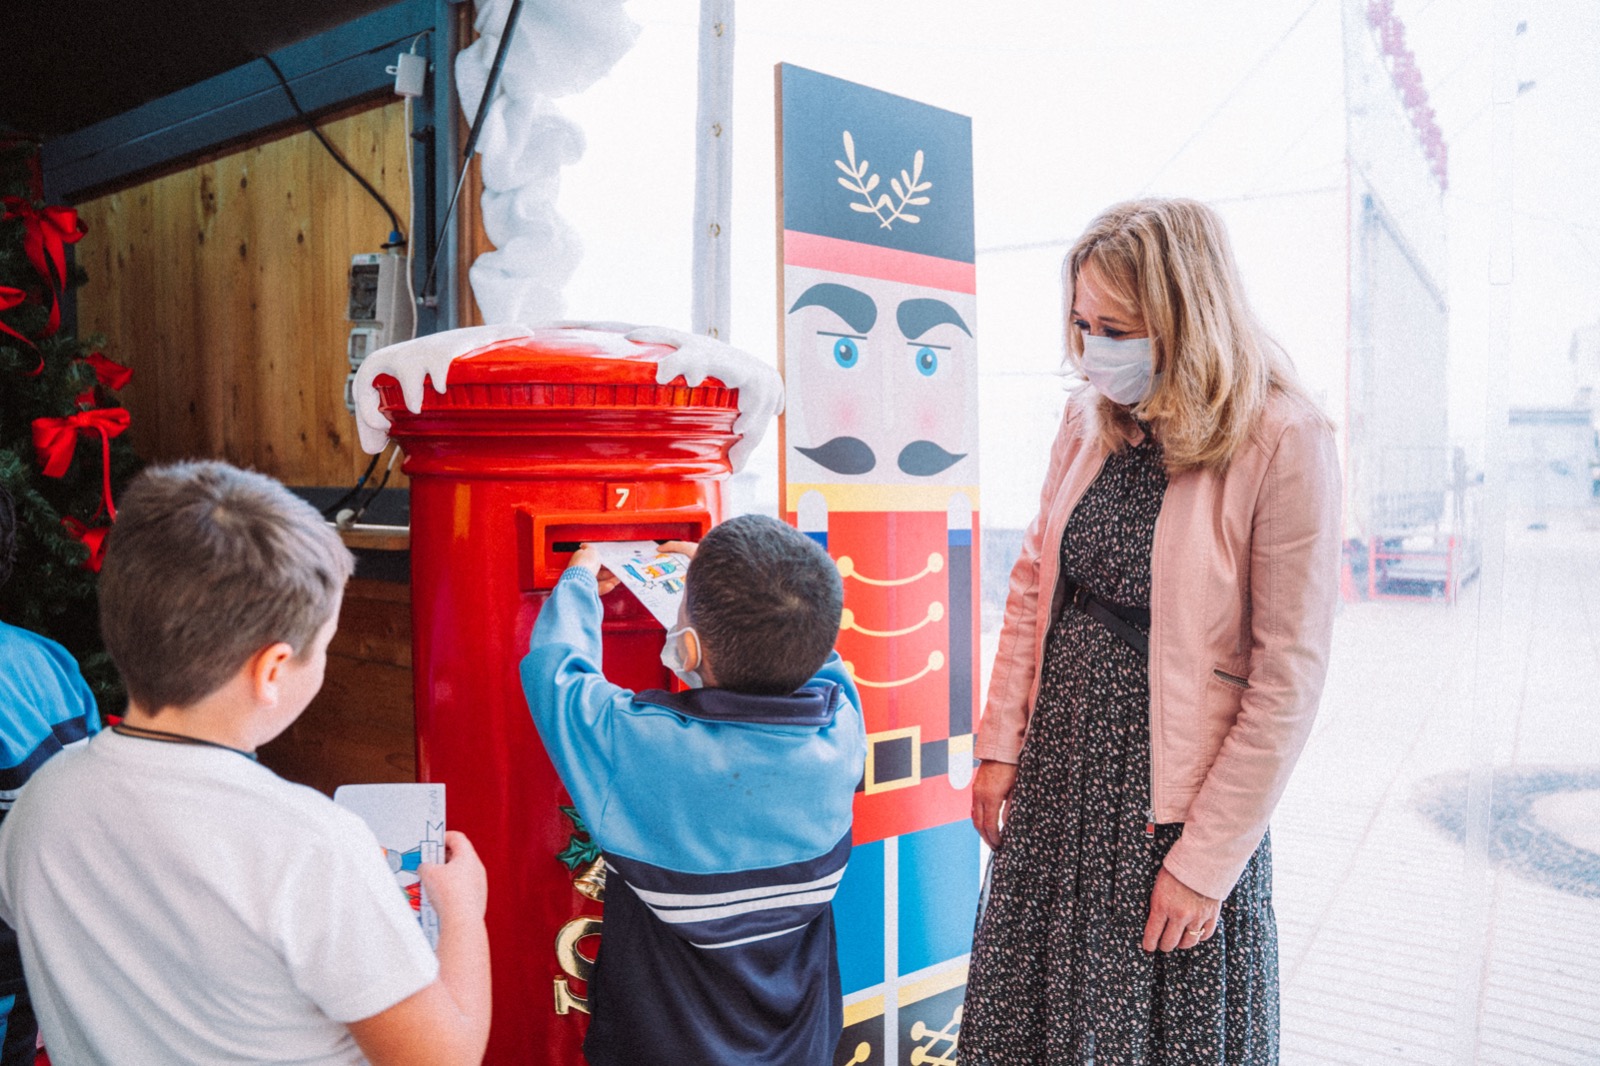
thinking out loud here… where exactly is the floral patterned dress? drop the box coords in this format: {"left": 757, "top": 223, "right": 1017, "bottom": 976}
{"left": 960, "top": 431, "right": 1279, "bottom": 1065}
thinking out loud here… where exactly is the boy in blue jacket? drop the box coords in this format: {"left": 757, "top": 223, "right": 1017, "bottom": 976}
{"left": 0, "top": 482, "right": 100, "bottom": 1066}
{"left": 521, "top": 513, "right": 866, "bottom": 1066}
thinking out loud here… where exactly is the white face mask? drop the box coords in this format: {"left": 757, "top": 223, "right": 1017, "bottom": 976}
{"left": 1080, "top": 333, "right": 1156, "bottom": 405}
{"left": 660, "top": 623, "right": 704, "bottom": 689}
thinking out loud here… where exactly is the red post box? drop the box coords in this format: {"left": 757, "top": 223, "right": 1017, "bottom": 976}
{"left": 375, "top": 328, "right": 743, "bottom": 1064}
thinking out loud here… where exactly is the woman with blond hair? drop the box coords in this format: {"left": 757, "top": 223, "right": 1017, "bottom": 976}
{"left": 960, "top": 199, "right": 1340, "bottom": 1064}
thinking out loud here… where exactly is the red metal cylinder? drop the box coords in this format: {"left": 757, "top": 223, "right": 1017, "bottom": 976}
{"left": 378, "top": 329, "right": 740, "bottom": 1064}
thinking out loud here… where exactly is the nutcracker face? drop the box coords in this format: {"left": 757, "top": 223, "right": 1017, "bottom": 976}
{"left": 784, "top": 265, "right": 978, "bottom": 490}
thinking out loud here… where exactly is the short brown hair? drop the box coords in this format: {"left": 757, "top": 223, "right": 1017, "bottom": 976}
{"left": 686, "top": 514, "right": 843, "bottom": 695}
{"left": 99, "top": 461, "right": 353, "bottom": 711}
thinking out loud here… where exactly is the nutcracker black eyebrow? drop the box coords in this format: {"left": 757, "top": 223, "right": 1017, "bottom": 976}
{"left": 897, "top": 298, "right": 971, "bottom": 339}
{"left": 788, "top": 283, "right": 878, "bottom": 334}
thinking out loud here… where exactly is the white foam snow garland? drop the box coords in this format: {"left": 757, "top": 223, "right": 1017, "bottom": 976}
{"left": 351, "top": 323, "right": 783, "bottom": 474}
{"left": 455, "top": 0, "right": 640, "bottom": 324}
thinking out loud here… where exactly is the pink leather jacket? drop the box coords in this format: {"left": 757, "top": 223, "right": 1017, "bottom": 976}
{"left": 975, "top": 387, "right": 1341, "bottom": 900}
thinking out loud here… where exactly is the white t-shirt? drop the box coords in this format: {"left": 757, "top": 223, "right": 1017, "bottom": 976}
{"left": 0, "top": 730, "right": 439, "bottom": 1065}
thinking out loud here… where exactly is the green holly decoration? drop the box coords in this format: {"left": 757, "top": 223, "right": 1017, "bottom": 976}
{"left": 555, "top": 804, "right": 601, "bottom": 871}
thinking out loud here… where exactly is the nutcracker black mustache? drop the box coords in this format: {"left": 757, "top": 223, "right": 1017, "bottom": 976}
{"left": 797, "top": 436, "right": 967, "bottom": 477}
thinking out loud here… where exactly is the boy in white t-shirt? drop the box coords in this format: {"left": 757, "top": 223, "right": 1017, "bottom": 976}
{"left": 0, "top": 461, "right": 490, "bottom": 1066}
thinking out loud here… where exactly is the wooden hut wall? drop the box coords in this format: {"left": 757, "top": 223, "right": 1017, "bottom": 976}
{"left": 73, "top": 97, "right": 413, "bottom": 489}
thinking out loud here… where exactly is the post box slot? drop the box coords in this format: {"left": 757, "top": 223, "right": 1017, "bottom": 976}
{"left": 517, "top": 508, "right": 712, "bottom": 590}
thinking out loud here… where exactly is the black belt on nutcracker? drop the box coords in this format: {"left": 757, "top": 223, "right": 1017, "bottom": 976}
{"left": 1061, "top": 579, "right": 1150, "bottom": 658}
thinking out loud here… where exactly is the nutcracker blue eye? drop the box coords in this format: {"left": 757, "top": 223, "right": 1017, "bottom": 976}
{"left": 833, "top": 337, "right": 860, "bottom": 368}
{"left": 915, "top": 346, "right": 939, "bottom": 376}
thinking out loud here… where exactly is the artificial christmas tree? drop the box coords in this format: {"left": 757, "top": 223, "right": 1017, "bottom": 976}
{"left": 0, "top": 139, "right": 140, "bottom": 715}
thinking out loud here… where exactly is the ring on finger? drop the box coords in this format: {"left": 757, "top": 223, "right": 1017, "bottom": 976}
{"left": 1185, "top": 926, "right": 1206, "bottom": 938}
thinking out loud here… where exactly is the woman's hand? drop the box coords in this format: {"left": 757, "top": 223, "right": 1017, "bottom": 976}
{"left": 1142, "top": 865, "right": 1221, "bottom": 952}
{"left": 971, "top": 760, "right": 1018, "bottom": 850}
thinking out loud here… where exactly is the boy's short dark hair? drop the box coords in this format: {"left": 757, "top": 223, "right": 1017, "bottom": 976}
{"left": 686, "top": 514, "right": 843, "bottom": 695}
{"left": 99, "top": 461, "right": 354, "bottom": 711}
{"left": 0, "top": 480, "right": 14, "bottom": 589}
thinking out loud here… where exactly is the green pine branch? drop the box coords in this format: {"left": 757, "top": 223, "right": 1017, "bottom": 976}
{"left": 0, "top": 142, "right": 140, "bottom": 716}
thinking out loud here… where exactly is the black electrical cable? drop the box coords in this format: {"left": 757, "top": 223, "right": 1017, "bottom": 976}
{"left": 260, "top": 53, "right": 407, "bottom": 246}
{"left": 321, "top": 451, "right": 382, "bottom": 520}
{"left": 345, "top": 450, "right": 400, "bottom": 526}
{"left": 419, "top": 0, "right": 526, "bottom": 300}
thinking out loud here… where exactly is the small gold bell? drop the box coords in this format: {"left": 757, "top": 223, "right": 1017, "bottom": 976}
{"left": 573, "top": 857, "right": 606, "bottom": 902}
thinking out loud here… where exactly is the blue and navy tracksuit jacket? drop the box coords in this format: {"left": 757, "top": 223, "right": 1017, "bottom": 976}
{"left": 521, "top": 568, "right": 866, "bottom": 1066}
{"left": 0, "top": 620, "right": 100, "bottom": 1063}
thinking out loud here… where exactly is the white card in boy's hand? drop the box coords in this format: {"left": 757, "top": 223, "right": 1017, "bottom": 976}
{"left": 591, "top": 541, "right": 690, "bottom": 628}
{"left": 333, "top": 783, "right": 445, "bottom": 950}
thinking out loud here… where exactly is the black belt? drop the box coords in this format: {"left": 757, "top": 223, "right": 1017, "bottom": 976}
{"left": 1062, "top": 580, "right": 1150, "bottom": 658}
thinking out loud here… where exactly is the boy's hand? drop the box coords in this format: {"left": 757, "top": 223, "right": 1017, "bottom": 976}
{"left": 569, "top": 545, "right": 620, "bottom": 594}
{"left": 657, "top": 540, "right": 698, "bottom": 561}
{"left": 418, "top": 831, "right": 488, "bottom": 923}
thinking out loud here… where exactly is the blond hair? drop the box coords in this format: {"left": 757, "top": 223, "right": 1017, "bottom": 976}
{"left": 1064, "top": 198, "right": 1317, "bottom": 471}
{"left": 99, "top": 461, "right": 353, "bottom": 711}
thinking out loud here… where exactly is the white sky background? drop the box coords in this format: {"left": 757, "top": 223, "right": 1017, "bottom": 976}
{"left": 546, "top": 0, "right": 1600, "bottom": 529}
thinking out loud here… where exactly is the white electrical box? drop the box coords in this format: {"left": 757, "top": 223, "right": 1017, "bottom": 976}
{"left": 347, "top": 326, "right": 382, "bottom": 369}
{"left": 345, "top": 253, "right": 413, "bottom": 413}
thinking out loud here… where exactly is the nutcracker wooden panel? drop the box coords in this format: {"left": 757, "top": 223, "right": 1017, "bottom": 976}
{"left": 777, "top": 63, "right": 981, "bottom": 1066}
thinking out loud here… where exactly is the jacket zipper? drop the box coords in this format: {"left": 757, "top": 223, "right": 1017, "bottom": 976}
{"left": 1146, "top": 452, "right": 1167, "bottom": 840}
{"left": 1213, "top": 668, "right": 1250, "bottom": 689}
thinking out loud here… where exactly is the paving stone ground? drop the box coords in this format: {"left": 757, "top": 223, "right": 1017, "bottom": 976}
{"left": 1275, "top": 516, "right": 1600, "bottom": 1063}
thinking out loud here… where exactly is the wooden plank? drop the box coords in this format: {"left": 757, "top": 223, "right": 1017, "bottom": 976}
{"left": 192, "top": 155, "right": 222, "bottom": 458}
{"left": 346, "top": 575, "right": 411, "bottom": 605}
{"left": 310, "top": 104, "right": 356, "bottom": 479}
{"left": 160, "top": 167, "right": 210, "bottom": 458}
{"left": 329, "top": 582, "right": 413, "bottom": 669}
{"left": 337, "top": 523, "right": 411, "bottom": 552}
{"left": 453, "top": 1, "right": 488, "bottom": 330}
{"left": 214, "top": 149, "right": 261, "bottom": 468}
{"left": 258, "top": 652, "right": 417, "bottom": 796}
{"left": 456, "top": 153, "right": 487, "bottom": 328}
{"left": 244, "top": 139, "right": 292, "bottom": 475}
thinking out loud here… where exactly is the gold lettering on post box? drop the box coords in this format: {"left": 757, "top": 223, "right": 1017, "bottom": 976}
{"left": 552, "top": 915, "right": 603, "bottom": 1015}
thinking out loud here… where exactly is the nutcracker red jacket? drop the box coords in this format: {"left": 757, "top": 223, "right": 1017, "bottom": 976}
{"left": 975, "top": 386, "right": 1341, "bottom": 901}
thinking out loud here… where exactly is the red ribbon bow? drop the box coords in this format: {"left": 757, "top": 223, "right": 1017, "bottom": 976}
{"left": 0, "top": 285, "right": 42, "bottom": 373}
{"left": 2, "top": 197, "right": 86, "bottom": 338}
{"left": 31, "top": 407, "right": 131, "bottom": 519}
{"left": 82, "top": 350, "right": 134, "bottom": 390}
{"left": 60, "top": 517, "right": 111, "bottom": 572}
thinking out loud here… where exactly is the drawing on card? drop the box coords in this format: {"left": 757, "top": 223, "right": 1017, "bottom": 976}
{"left": 591, "top": 541, "right": 691, "bottom": 628}
{"left": 334, "top": 783, "right": 446, "bottom": 950}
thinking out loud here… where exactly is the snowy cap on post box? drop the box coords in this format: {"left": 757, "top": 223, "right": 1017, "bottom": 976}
{"left": 351, "top": 323, "right": 783, "bottom": 471}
